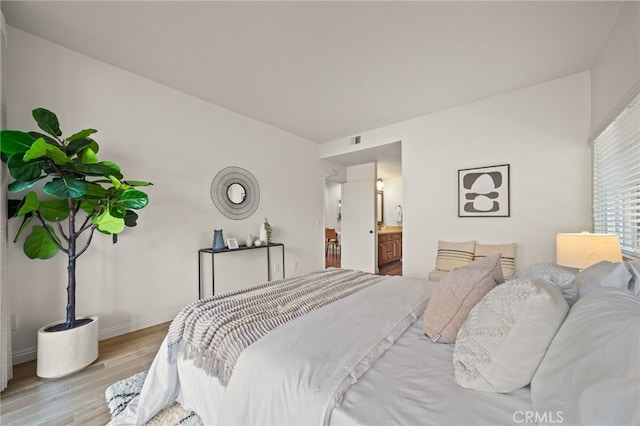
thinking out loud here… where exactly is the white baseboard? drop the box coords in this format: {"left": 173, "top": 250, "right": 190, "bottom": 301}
{"left": 12, "top": 346, "right": 37, "bottom": 365}
{"left": 98, "top": 311, "right": 178, "bottom": 341}
{"left": 12, "top": 311, "right": 179, "bottom": 367}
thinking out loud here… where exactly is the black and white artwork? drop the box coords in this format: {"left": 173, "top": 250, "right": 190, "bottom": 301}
{"left": 458, "top": 164, "right": 510, "bottom": 217}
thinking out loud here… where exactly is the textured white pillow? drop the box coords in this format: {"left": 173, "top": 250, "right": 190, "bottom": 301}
{"left": 435, "top": 240, "right": 475, "bottom": 272}
{"left": 453, "top": 278, "right": 569, "bottom": 393}
{"left": 515, "top": 262, "right": 577, "bottom": 305}
{"left": 531, "top": 288, "right": 640, "bottom": 425}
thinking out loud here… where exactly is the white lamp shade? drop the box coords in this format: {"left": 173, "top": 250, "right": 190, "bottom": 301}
{"left": 556, "top": 233, "right": 622, "bottom": 269}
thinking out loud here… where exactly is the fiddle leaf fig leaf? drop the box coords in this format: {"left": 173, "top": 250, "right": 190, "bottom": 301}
{"left": 24, "top": 138, "right": 70, "bottom": 165}
{"left": 117, "top": 189, "right": 148, "bottom": 210}
{"left": 28, "top": 131, "right": 61, "bottom": 147}
{"left": 109, "top": 176, "right": 122, "bottom": 190}
{"left": 79, "top": 147, "right": 98, "bottom": 164}
{"left": 103, "top": 161, "right": 123, "bottom": 180}
{"left": 22, "top": 138, "right": 47, "bottom": 161}
{"left": 8, "top": 199, "right": 21, "bottom": 218}
{"left": 24, "top": 225, "right": 59, "bottom": 259}
{"left": 40, "top": 200, "right": 70, "bottom": 221}
{"left": 109, "top": 206, "right": 126, "bottom": 218}
{"left": 43, "top": 177, "right": 88, "bottom": 199}
{"left": 13, "top": 214, "right": 33, "bottom": 243}
{"left": 0, "top": 130, "right": 35, "bottom": 154}
{"left": 16, "top": 192, "right": 39, "bottom": 216}
{"left": 7, "top": 154, "right": 45, "bottom": 182}
{"left": 80, "top": 199, "right": 101, "bottom": 214}
{"left": 124, "top": 210, "right": 139, "bottom": 227}
{"left": 123, "top": 180, "right": 153, "bottom": 187}
{"left": 66, "top": 129, "right": 97, "bottom": 143}
{"left": 32, "top": 108, "right": 62, "bottom": 137}
{"left": 65, "top": 162, "right": 113, "bottom": 176}
{"left": 83, "top": 182, "right": 109, "bottom": 199}
{"left": 8, "top": 176, "right": 47, "bottom": 193}
{"left": 65, "top": 138, "right": 94, "bottom": 155}
{"left": 92, "top": 210, "right": 125, "bottom": 234}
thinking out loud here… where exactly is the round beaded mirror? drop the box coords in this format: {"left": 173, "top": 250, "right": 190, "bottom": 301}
{"left": 210, "top": 167, "right": 260, "bottom": 220}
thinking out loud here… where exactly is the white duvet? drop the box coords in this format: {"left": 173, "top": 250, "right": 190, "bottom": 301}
{"left": 116, "top": 275, "right": 532, "bottom": 425}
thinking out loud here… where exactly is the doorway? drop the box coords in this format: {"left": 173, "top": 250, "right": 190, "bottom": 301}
{"left": 322, "top": 142, "right": 403, "bottom": 275}
{"left": 324, "top": 179, "right": 342, "bottom": 268}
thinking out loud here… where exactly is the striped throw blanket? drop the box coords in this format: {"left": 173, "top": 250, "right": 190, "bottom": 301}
{"left": 167, "top": 268, "right": 385, "bottom": 385}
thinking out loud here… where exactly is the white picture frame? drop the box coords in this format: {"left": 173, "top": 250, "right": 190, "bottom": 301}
{"left": 226, "top": 237, "right": 239, "bottom": 249}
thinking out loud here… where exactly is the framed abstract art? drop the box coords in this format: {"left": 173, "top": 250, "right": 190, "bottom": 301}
{"left": 458, "top": 164, "right": 510, "bottom": 217}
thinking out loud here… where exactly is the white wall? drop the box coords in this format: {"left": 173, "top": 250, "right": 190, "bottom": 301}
{"left": 6, "top": 27, "right": 331, "bottom": 363}
{"left": 320, "top": 72, "right": 592, "bottom": 278}
{"left": 591, "top": 0, "right": 639, "bottom": 136}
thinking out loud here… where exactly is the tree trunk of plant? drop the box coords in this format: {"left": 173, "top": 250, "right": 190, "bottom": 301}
{"left": 65, "top": 204, "right": 77, "bottom": 329}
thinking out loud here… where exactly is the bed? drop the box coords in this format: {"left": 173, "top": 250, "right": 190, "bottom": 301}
{"left": 115, "top": 262, "right": 640, "bottom": 426}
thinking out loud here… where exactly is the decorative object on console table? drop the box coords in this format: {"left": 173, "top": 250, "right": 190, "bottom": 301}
{"left": 458, "top": 164, "right": 510, "bottom": 217}
{"left": 212, "top": 229, "right": 225, "bottom": 251}
{"left": 227, "top": 238, "right": 239, "bottom": 249}
{"left": 246, "top": 234, "right": 254, "bottom": 247}
{"left": 556, "top": 232, "right": 622, "bottom": 270}
{"left": 0, "top": 107, "right": 152, "bottom": 378}
{"left": 261, "top": 217, "right": 273, "bottom": 244}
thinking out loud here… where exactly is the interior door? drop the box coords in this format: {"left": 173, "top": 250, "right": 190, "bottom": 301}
{"left": 341, "top": 169, "right": 376, "bottom": 273}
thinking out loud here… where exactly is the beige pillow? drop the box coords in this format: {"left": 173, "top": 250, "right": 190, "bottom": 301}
{"left": 435, "top": 240, "right": 476, "bottom": 272}
{"left": 424, "top": 253, "right": 503, "bottom": 343}
{"left": 453, "top": 278, "right": 569, "bottom": 393}
{"left": 473, "top": 243, "right": 516, "bottom": 278}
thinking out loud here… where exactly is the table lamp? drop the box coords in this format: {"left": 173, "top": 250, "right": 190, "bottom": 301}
{"left": 556, "top": 232, "right": 622, "bottom": 269}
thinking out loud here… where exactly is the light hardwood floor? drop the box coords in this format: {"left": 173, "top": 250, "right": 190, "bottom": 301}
{"left": 0, "top": 322, "right": 169, "bottom": 426}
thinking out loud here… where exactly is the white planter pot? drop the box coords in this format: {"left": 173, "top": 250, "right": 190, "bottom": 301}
{"left": 36, "top": 316, "right": 99, "bottom": 378}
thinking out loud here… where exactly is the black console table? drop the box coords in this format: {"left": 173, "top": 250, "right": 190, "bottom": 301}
{"left": 198, "top": 243, "right": 285, "bottom": 299}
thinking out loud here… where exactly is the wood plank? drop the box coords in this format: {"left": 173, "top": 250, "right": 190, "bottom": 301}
{"left": 0, "top": 322, "right": 169, "bottom": 425}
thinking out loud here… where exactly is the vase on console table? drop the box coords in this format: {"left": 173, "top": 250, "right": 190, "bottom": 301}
{"left": 212, "top": 229, "right": 225, "bottom": 251}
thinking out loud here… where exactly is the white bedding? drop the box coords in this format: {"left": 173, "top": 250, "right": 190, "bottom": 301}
{"left": 331, "top": 314, "right": 533, "bottom": 425}
{"left": 116, "top": 274, "right": 533, "bottom": 425}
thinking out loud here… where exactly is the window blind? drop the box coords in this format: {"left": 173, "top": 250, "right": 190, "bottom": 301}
{"left": 593, "top": 93, "right": 640, "bottom": 258}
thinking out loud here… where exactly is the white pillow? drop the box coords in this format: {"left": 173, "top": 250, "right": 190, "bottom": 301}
{"left": 453, "top": 278, "right": 568, "bottom": 393}
{"left": 531, "top": 288, "right": 640, "bottom": 425}
{"left": 515, "top": 262, "right": 577, "bottom": 305}
{"left": 575, "top": 260, "right": 633, "bottom": 300}
{"left": 435, "top": 240, "right": 475, "bottom": 272}
{"left": 473, "top": 242, "right": 516, "bottom": 278}
{"left": 627, "top": 260, "right": 640, "bottom": 297}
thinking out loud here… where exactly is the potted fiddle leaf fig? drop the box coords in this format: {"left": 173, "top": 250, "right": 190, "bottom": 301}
{"left": 0, "top": 107, "right": 152, "bottom": 378}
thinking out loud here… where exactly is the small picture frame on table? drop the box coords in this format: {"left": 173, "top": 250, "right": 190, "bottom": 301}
{"left": 226, "top": 238, "right": 239, "bottom": 249}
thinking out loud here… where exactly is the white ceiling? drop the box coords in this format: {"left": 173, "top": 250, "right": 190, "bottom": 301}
{"left": 1, "top": 1, "right": 623, "bottom": 144}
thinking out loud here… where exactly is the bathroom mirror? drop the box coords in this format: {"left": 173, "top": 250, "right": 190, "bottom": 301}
{"left": 377, "top": 190, "right": 384, "bottom": 225}
{"left": 211, "top": 167, "right": 260, "bottom": 220}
